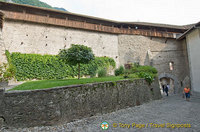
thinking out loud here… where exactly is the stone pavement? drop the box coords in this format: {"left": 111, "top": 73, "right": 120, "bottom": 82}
{"left": 2, "top": 92, "right": 200, "bottom": 132}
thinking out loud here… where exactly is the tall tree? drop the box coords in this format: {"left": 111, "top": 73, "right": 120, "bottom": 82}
{"left": 59, "top": 44, "right": 95, "bottom": 79}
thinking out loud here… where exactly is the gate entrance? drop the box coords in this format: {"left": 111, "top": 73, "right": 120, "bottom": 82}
{"left": 160, "top": 77, "right": 175, "bottom": 94}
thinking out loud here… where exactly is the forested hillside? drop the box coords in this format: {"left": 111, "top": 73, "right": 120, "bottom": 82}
{"left": 0, "top": 0, "right": 67, "bottom": 11}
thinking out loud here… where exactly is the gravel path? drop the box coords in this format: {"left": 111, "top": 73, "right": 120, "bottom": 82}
{"left": 2, "top": 92, "right": 200, "bottom": 132}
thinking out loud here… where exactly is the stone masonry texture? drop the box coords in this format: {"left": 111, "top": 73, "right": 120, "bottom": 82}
{"left": 2, "top": 92, "right": 200, "bottom": 132}
{"left": 186, "top": 29, "right": 200, "bottom": 92}
{"left": 0, "top": 79, "right": 161, "bottom": 128}
{"left": 0, "top": 20, "right": 190, "bottom": 93}
{"left": 0, "top": 20, "right": 119, "bottom": 66}
{"left": 118, "top": 35, "right": 189, "bottom": 93}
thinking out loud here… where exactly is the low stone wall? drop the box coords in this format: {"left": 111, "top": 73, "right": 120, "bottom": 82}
{"left": 0, "top": 79, "right": 161, "bottom": 128}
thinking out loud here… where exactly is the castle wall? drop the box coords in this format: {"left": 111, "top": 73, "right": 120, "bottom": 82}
{"left": 0, "top": 79, "right": 161, "bottom": 128}
{"left": 186, "top": 28, "right": 200, "bottom": 92}
{"left": 118, "top": 35, "right": 189, "bottom": 93}
{"left": 0, "top": 31, "right": 4, "bottom": 64}
{"left": 0, "top": 20, "right": 119, "bottom": 66}
{"left": 0, "top": 19, "right": 190, "bottom": 93}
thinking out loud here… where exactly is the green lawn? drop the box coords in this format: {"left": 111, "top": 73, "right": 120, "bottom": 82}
{"left": 10, "top": 76, "right": 126, "bottom": 91}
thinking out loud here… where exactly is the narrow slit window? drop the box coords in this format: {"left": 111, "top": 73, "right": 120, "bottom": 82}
{"left": 0, "top": 12, "right": 4, "bottom": 29}
{"left": 169, "top": 62, "right": 174, "bottom": 71}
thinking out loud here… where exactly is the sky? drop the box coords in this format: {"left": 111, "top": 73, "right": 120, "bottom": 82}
{"left": 40, "top": 0, "right": 200, "bottom": 25}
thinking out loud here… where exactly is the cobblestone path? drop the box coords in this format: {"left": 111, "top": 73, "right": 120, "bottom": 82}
{"left": 2, "top": 93, "right": 200, "bottom": 132}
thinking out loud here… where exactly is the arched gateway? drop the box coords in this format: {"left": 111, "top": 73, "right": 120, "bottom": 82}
{"left": 158, "top": 73, "right": 179, "bottom": 94}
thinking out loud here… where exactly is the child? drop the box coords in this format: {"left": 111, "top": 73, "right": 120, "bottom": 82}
{"left": 183, "top": 86, "right": 190, "bottom": 101}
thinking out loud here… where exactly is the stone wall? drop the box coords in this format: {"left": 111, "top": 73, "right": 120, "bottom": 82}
{"left": 186, "top": 28, "right": 200, "bottom": 92}
{"left": 0, "top": 20, "right": 190, "bottom": 92}
{"left": 0, "top": 20, "right": 119, "bottom": 66}
{"left": 0, "top": 79, "right": 161, "bottom": 128}
{"left": 118, "top": 35, "right": 189, "bottom": 93}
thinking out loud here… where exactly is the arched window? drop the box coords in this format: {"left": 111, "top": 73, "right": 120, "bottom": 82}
{"left": 169, "top": 62, "right": 174, "bottom": 71}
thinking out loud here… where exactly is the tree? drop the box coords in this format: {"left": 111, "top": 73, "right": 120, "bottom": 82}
{"left": 59, "top": 44, "right": 95, "bottom": 79}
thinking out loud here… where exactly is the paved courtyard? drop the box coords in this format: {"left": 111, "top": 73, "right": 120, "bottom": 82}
{"left": 2, "top": 92, "right": 200, "bottom": 132}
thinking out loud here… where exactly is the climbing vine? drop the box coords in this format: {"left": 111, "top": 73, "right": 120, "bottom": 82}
{"left": 6, "top": 51, "right": 116, "bottom": 81}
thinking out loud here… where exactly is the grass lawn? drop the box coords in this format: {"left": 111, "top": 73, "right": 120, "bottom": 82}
{"left": 10, "top": 76, "right": 126, "bottom": 91}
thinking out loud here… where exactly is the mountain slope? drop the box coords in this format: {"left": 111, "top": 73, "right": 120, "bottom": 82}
{"left": 0, "top": 0, "right": 67, "bottom": 11}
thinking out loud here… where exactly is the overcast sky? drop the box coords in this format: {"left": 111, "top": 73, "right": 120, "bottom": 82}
{"left": 40, "top": 0, "right": 200, "bottom": 25}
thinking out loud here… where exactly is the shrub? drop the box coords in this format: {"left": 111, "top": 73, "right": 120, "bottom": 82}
{"left": 124, "top": 73, "right": 140, "bottom": 79}
{"left": 123, "top": 69, "right": 131, "bottom": 78}
{"left": 114, "top": 69, "right": 120, "bottom": 76}
{"left": 114, "top": 66, "right": 125, "bottom": 76}
{"left": 133, "top": 62, "right": 140, "bottom": 68}
{"left": 137, "top": 72, "right": 155, "bottom": 84}
{"left": 129, "top": 73, "right": 140, "bottom": 78}
{"left": 0, "top": 64, "right": 5, "bottom": 82}
{"left": 0, "top": 63, "right": 16, "bottom": 82}
{"left": 131, "top": 65, "right": 157, "bottom": 74}
{"left": 126, "top": 63, "right": 157, "bottom": 84}
{"left": 137, "top": 66, "right": 157, "bottom": 74}
{"left": 98, "top": 68, "right": 107, "bottom": 77}
{"left": 88, "top": 64, "right": 97, "bottom": 77}
{"left": 131, "top": 66, "right": 139, "bottom": 73}
{"left": 7, "top": 51, "right": 116, "bottom": 81}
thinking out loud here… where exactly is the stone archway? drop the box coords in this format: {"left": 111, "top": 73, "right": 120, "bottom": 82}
{"left": 158, "top": 73, "right": 179, "bottom": 94}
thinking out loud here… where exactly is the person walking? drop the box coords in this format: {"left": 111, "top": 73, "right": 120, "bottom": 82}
{"left": 165, "top": 84, "right": 169, "bottom": 96}
{"left": 183, "top": 86, "right": 190, "bottom": 101}
{"left": 162, "top": 84, "right": 165, "bottom": 93}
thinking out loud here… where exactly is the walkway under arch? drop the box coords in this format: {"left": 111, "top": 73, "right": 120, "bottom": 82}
{"left": 158, "top": 73, "right": 179, "bottom": 94}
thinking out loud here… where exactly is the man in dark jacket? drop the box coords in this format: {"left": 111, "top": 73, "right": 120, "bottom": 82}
{"left": 165, "top": 84, "right": 169, "bottom": 96}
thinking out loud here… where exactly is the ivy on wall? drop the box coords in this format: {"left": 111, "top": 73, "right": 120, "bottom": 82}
{"left": 6, "top": 51, "right": 116, "bottom": 81}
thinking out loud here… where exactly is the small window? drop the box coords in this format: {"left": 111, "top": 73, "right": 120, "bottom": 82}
{"left": 169, "top": 62, "right": 174, "bottom": 71}
{"left": 0, "top": 12, "right": 3, "bottom": 29}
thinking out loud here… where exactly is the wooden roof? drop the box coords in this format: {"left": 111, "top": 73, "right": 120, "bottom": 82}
{"left": 0, "top": 1, "right": 191, "bottom": 38}
{"left": 177, "top": 22, "right": 200, "bottom": 40}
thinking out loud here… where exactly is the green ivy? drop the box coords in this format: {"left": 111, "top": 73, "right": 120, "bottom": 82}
{"left": 122, "top": 63, "right": 158, "bottom": 84}
{"left": 131, "top": 65, "right": 157, "bottom": 74}
{"left": 7, "top": 52, "right": 116, "bottom": 81}
{"left": 137, "top": 72, "right": 155, "bottom": 85}
{"left": 114, "top": 65, "right": 125, "bottom": 76}
{"left": 97, "top": 68, "right": 107, "bottom": 77}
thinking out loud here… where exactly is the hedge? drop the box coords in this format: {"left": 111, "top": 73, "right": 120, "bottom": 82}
{"left": 6, "top": 51, "right": 116, "bottom": 81}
